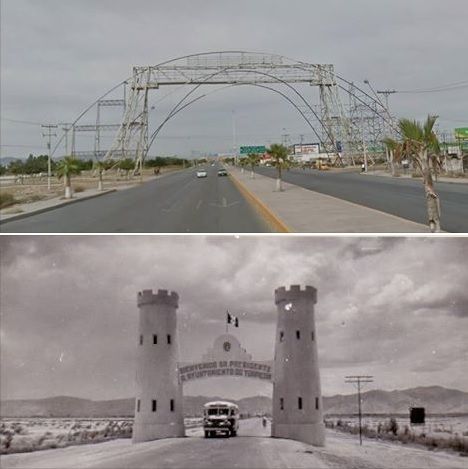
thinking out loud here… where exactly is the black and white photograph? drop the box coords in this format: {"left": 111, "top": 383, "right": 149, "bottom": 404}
{"left": 0, "top": 236, "right": 467, "bottom": 468}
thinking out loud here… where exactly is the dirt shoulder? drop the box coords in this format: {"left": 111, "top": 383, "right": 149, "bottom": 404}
{"left": 0, "top": 167, "right": 182, "bottom": 214}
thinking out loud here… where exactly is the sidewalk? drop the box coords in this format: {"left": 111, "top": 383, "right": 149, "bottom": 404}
{"left": 229, "top": 168, "right": 430, "bottom": 233}
{"left": 0, "top": 187, "right": 121, "bottom": 223}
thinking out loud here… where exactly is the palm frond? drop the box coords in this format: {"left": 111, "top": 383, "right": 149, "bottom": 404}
{"left": 399, "top": 119, "right": 424, "bottom": 142}
{"left": 423, "top": 115, "right": 437, "bottom": 139}
{"left": 382, "top": 137, "right": 399, "bottom": 151}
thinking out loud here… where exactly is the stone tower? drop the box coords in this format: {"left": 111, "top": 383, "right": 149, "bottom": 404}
{"left": 133, "top": 289, "right": 185, "bottom": 443}
{"left": 271, "top": 285, "right": 325, "bottom": 446}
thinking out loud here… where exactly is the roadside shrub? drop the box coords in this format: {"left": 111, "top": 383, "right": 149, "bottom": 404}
{"left": 330, "top": 417, "right": 468, "bottom": 456}
{"left": 388, "top": 417, "right": 399, "bottom": 435}
{"left": 74, "top": 185, "right": 85, "bottom": 193}
{"left": 0, "top": 192, "right": 17, "bottom": 209}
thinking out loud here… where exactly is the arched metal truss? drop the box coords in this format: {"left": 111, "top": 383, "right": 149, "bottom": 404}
{"left": 56, "top": 51, "right": 397, "bottom": 167}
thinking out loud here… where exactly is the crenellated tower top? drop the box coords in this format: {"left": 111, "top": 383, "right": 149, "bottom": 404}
{"left": 137, "top": 289, "right": 179, "bottom": 308}
{"left": 274, "top": 285, "right": 317, "bottom": 305}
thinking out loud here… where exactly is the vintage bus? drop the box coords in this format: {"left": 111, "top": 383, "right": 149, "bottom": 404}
{"left": 203, "top": 401, "right": 239, "bottom": 438}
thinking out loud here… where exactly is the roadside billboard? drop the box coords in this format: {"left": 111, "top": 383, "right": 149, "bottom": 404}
{"left": 293, "top": 143, "right": 320, "bottom": 155}
{"left": 455, "top": 128, "right": 468, "bottom": 140}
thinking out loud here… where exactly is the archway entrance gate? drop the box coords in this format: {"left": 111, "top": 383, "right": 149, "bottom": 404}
{"left": 133, "top": 284, "right": 325, "bottom": 447}
{"left": 99, "top": 52, "right": 394, "bottom": 168}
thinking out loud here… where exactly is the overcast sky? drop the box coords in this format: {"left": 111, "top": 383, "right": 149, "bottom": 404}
{"left": 1, "top": 0, "right": 468, "bottom": 159}
{"left": 1, "top": 235, "right": 467, "bottom": 401}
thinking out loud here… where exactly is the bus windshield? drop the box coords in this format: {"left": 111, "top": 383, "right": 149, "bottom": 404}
{"left": 206, "top": 407, "right": 230, "bottom": 416}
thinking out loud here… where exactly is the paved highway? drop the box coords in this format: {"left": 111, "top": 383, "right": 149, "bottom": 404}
{"left": 255, "top": 167, "right": 468, "bottom": 232}
{"left": 0, "top": 166, "right": 272, "bottom": 233}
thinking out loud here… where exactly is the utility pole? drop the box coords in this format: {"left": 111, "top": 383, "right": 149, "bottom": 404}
{"left": 59, "top": 123, "right": 72, "bottom": 156}
{"left": 345, "top": 375, "right": 374, "bottom": 446}
{"left": 232, "top": 110, "right": 237, "bottom": 164}
{"left": 376, "top": 90, "right": 397, "bottom": 112}
{"left": 41, "top": 124, "right": 58, "bottom": 191}
{"left": 360, "top": 109, "right": 368, "bottom": 173}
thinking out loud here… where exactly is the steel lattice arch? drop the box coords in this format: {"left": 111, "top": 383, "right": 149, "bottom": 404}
{"left": 60, "top": 51, "right": 396, "bottom": 167}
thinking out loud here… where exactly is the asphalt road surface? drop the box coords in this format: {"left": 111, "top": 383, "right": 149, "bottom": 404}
{"left": 255, "top": 167, "right": 468, "bottom": 233}
{"left": 0, "top": 166, "right": 272, "bottom": 233}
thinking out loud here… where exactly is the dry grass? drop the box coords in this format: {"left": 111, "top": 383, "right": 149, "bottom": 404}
{"left": 0, "top": 166, "right": 181, "bottom": 210}
{"left": 0, "top": 416, "right": 204, "bottom": 455}
{"left": 0, "top": 192, "right": 17, "bottom": 209}
{"left": 325, "top": 418, "right": 468, "bottom": 456}
{"left": 0, "top": 419, "right": 133, "bottom": 455}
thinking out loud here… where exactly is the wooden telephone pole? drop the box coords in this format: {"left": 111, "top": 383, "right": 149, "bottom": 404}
{"left": 345, "top": 375, "right": 374, "bottom": 445}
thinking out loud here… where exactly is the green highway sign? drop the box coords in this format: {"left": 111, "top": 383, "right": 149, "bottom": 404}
{"left": 240, "top": 145, "right": 266, "bottom": 154}
{"left": 455, "top": 128, "right": 468, "bottom": 140}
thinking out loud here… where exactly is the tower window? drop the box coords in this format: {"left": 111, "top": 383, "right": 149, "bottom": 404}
{"left": 296, "top": 330, "right": 301, "bottom": 340}
{"left": 280, "top": 398, "right": 284, "bottom": 410}
{"left": 170, "top": 399, "right": 175, "bottom": 412}
{"left": 311, "top": 331, "right": 315, "bottom": 341}
{"left": 279, "top": 331, "right": 284, "bottom": 342}
{"left": 153, "top": 334, "right": 158, "bottom": 344}
{"left": 139, "top": 335, "right": 143, "bottom": 345}
{"left": 152, "top": 399, "right": 157, "bottom": 412}
{"left": 167, "top": 334, "right": 171, "bottom": 345}
{"left": 136, "top": 399, "right": 140, "bottom": 412}
{"left": 315, "top": 397, "right": 319, "bottom": 410}
{"left": 298, "top": 397, "right": 303, "bottom": 410}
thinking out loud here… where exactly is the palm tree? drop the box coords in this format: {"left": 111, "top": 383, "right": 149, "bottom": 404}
{"left": 56, "top": 156, "right": 81, "bottom": 199}
{"left": 93, "top": 160, "right": 106, "bottom": 191}
{"left": 238, "top": 157, "right": 248, "bottom": 173}
{"left": 382, "top": 137, "right": 399, "bottom": 177}
{"left": 395, "top": 115, "right": 442, "bottom": 232}
{"left": 267, "top": 143, "right": 290, "bottom": 191}
{"left": 246, "top": 153, "right": 260, "bottom": 178}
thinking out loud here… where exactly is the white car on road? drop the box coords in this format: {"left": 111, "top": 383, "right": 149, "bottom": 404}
{"left": 196, "top": 169, "right": 208, "bottom": 178}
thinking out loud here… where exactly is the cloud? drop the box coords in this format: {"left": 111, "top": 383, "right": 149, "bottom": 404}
{"left": 2, "top": 0, "right": 467, "bottom": 158}
{"left": 1, "top": 235, "right": 467, "bottom": 399}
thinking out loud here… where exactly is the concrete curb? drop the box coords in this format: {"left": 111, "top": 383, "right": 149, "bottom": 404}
{"left": 362, "top": 172, "right": 468, "bottom": 185}
{"left": 0, "top": 189, "right": 117, "bottom": 225}
{"left": 229, "top": 171, "right": 291, "bottom": 233}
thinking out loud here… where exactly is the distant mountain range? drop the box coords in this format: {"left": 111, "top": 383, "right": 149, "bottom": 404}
{"left": 1, "top": 387, "right": 467, "bottom": 418}
{"left": 324, "top": 386, "right": 468, "bottom": 415}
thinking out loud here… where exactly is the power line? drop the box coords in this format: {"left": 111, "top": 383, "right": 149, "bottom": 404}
{"left": 397, "top": 80, "right": 468, "bottom": 94}
{"left": 345, "top": 375, "right": 374, "bottom": 446}
{"left": 1, "top": 117, "right": 44, "bottom": 126}
{"left": 438, "top": 117, "right": 468, "bottom": 124}
{"left": 0, "top": 144, "right": 43, "bottom": 148}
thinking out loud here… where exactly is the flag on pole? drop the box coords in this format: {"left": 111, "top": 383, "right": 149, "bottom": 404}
{"left": 226, "top": 310, "right": 239, "bottom": 328}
